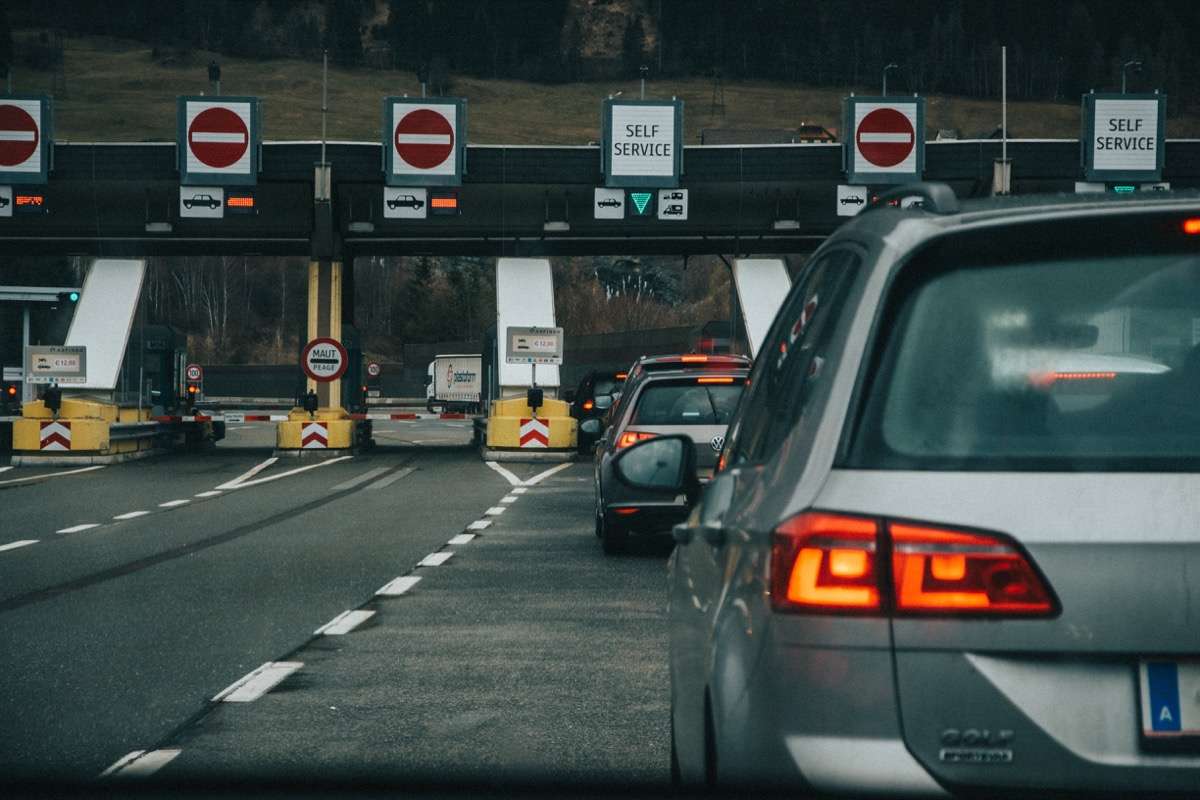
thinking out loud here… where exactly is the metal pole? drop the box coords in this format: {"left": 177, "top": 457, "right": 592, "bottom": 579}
{"left": 321, "top": 50, "right": 328, "bottom": 167}
{"left": 21, "top": 303, "right": 31, "bottom": 403}
{"left": 1002, "top": 46, "right": 1007, "bottom": 166}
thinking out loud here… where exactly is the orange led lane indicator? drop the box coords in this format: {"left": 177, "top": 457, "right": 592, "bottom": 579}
{"left": 1183, "top": 218, "right": 1200, "bottom": 235}
{"left": 227, "top": 196, "right": 255, "bottom": 208}
{"left": 430, "top": 196, "right": 458, "bottom": 209}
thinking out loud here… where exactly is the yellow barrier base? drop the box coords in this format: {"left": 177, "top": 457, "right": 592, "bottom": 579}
{"left": 275, "top": 406, "right": 358, "bottom": 456}
{"left": 12, "top": 398, "right": 164, "bottom": 465}
{"left": 483, "top": 396, "right": 576, "bottom": 461}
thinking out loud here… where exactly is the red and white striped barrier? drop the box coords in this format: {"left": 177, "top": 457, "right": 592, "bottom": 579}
{"left": 519, "top": 417, "right": 550, "bottom": 448}
{"left": 154, "top": 412, "right": 467, "bottom": 423}
{"left": 39, "top": 420, "right": 72, "bottom": 451}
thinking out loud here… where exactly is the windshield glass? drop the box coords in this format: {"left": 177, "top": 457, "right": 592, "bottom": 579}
{"left": 850, "top": 254, "right": 1200, "bottom": 469}
{"left": 631, "top": 381, "right": 743, "bottom": 426}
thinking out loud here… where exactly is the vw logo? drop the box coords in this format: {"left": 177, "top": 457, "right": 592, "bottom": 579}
{"left": 710, "top": 435, "right": 725, "bottom": 453}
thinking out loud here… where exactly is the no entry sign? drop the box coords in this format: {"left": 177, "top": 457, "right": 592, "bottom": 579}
{"left": 178, "top": 97, "right": 260, "bottom": 185}
{"left": 302, "top": 337, "right": 348, "bottom": 383}
{"left": 0, "top": 95, "right": 52, "bottom": 184}
{"left": 383, "top": 97, "right": 467, "bottom": 186}
{"left": 843, "top": 97, "right": 925, "bottom": 184}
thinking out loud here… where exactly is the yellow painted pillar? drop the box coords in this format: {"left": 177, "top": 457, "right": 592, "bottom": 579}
{"left": 307, "top": 259, "right": 343, "bottom": 410}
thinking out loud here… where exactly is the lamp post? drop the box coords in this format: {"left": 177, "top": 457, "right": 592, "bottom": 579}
{"left": 882, "top": 63, "right": 898, "bottom": 97}
{"left": 1121, "top": 59, "right": 1142, "bottom": 94}
{"left": 640, "top": 65, "right": 648, "bottom": 100}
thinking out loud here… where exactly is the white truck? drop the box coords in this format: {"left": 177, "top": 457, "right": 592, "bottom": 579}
{"left": 425, "top": 354, "right": 482, "bottom": 413}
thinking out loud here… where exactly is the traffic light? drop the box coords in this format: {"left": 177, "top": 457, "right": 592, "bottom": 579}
{"left": 2, "top": 383, "right": 17, "bottom": 413}
{"left": 57, "top": 291, "right": 80, "bottom": 304}
{"left": 185, "top": 383, "right": 199, "bottom": 410}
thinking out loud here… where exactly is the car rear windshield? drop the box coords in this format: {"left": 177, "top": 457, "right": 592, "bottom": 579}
{"left": 848, "top": 253, "right": 1200, "bottom": 470}
{"left": 631, "top": 381, "right": 744, "bottom": 426}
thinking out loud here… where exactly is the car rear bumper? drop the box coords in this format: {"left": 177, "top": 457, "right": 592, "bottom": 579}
{"left": 604, "top": 501, "right": 688, "bottom": 534}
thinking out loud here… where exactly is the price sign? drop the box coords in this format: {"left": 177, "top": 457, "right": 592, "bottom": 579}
{"left": 506, "top": 326, "right": 564, "bottom": 365}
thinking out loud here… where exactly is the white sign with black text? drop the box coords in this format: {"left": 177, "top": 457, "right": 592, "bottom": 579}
{"left": 384, "top": 187, "right": 428, "bottom": 219}
{"left": 1093, "top": 99, "right": 1160, "bottom": 173}
{"left": 180, "top": 187, "right": 225, "bottom": 219}
{"left": 609, "top": 104, "right": 677, "bottom": 178}
{"left": 657, "top": 189, "right": 688, "bottom": 220}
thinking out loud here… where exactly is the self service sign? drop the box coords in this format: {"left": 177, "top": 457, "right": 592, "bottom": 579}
{"left": 1083, "top": 93, "right": 1166, "bottom": 182}
{"left": 602, "top": 99, "right": 683, "bottom": 188}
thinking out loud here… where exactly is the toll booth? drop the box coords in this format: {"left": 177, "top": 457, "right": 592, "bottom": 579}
{"left": 119, "top": 324, "right": 188, "bottom": 414}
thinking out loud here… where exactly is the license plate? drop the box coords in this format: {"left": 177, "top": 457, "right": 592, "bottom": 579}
{"left": 1139, "top": 660, "right": 1200, "bottom": 739}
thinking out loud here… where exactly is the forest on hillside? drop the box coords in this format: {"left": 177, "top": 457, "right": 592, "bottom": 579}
{"left": 3, "top": 1, "right": 1197, "bottom": 110}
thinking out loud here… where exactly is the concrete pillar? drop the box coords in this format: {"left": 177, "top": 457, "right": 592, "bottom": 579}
{"left": 307, "top": 259, "right": 342, "bottom": 410}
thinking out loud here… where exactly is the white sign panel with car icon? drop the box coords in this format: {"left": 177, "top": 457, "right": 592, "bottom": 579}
{"left": 657, "top": 188, "right": 688, "bottom": 221}
{"left": 180, "top": 187, "right": 224, "bottom": 219}
{"left": 837, "top": 184, "right": 869, "bottom": 216}
{"left": 593, "top": 187, "right": 625, "bottom": 219}
{"left": 383, "top": 186, "right": 428, "bottom": 219}
{"left": 0, "top": 185, "right": 11, "bottom": 217}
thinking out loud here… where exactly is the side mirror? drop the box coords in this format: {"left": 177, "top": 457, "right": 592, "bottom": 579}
{"left": 612, "top": 434, "right": 699, "bottom": 501}
{"left": 594, "top": 394, "right": 614, "bottom": 410}
{"left": 580, "top": 418, "right": 602, "bottom": 435}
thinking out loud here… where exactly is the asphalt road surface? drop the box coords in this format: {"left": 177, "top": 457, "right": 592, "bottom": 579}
{"left": 0, "top": 420, "right": 671, "bottom": 793}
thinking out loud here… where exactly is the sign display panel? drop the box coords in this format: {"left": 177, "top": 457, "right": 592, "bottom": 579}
{"left": 506, "top": 326, "right": 564, "bottom": 365}
{"left": 843, "top": 96, "right": 925, "bottom": 185}
{"left": 177, "top": 97, "right": 260, "bottom": 185}
{"left": 0, "top": 185, "right": 11, "bottom": 217}
{"left": 383, "top": 187, "right": 427, "bottom": 219}
{"left": 602, "top": 99, "right": 684, "bottom": 188}
{"left": 0, "top": 95, "right": 52, "bottom": 184}
{"left": 593, "top": 188, "right": 624, "bottom": 219}
{"left": 837, "top": 184, "right": 869, "bottom": 216}
{"left": 302, "top": 337, "right": 348, "bottom": 383}
{"left": 657, "top": 188, "right": 688, "bottom": 220}
{"left": 180, "top": 187, "right": 224, "bottom": 219}
{"left": 383, "top": 97, "right": 467, "bottom": 186}
{"left": 1083, "top": 93, "right": 1166, "bottom": 182}
{"left": 24, "top": 345, "right": 87, "bottom": 384}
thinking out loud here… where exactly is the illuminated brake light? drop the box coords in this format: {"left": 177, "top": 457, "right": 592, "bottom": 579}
{"left": 613, "top": 508, "right": 640, "bottom": 516}
{"left": 582, "top": 399, "right": 594, "bottom": 411}
{"left": 617, "top": 431, "right": 656, "bottom": 449}
{"left": 889, "top": 523, "right": 1055, "bottom": 615}
{"left": 771, "top": 512, "right": 881, "bottom": 612}
{"left": 1183, "top": 218, "right": 1200, "bottom": 235}
{"left": 615, "top": 372, "right": 628, "bottom": 380}
{"left": 697, "top": 376, "right": 735, "bottom": 384}
{"left": 680, "top": 355, "right": 708, "bottom": 363}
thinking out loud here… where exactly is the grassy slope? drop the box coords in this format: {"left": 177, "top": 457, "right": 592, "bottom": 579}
{"left": 13, "top": 33, "right": 1200, "bottom": 144}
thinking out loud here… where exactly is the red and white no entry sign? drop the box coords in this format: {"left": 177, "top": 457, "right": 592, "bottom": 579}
{"left": 188, "top": 106, "right": 249, "bottom": 168}
{"left": 390, "top": 102, "right": 460, "bottom": 178}
{"left": 302, "top": 337, "right": 348, "bottom": 383}
{"left": 0, "top": 101, "right": 41, "bottom": 170}
{"left": 856, "top": 107, "right": 915, "bottom": 168}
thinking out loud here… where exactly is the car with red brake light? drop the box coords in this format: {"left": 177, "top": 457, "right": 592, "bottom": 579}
{"left": 612, "top": 185, "right": 1200, "bottom": 794}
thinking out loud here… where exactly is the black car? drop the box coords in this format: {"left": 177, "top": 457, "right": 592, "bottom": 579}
{"left": 387, "top": 194, "right": 425, "bottom": 210}
{"left": 597, "top": 198, "right": 621, "bottom": 208}
{"left": 840, "top": 194, "right": 865, "bottom": 205}
{"left": 183, "top": 193, "right": 221, "bottom": 209}
{"left": 0, "top": 195, "right": 9, "bottom": 208}
{"left": 567, "top": 369, "right": 627, "bottom": 451}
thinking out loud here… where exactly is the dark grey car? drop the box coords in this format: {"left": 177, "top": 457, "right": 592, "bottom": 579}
{"left": 615, "top": 185, "right": 1200, "bottom": 794}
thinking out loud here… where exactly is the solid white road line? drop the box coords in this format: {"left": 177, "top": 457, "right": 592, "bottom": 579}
{"left": 366, "top": 466, "right": 416, "bottom": 490}
{"left": 215, "top": 456, "right": 352, "bottom": 490}
{"left": 99, "top": 748, "right": 181, "bottom": 778}
{"left": 213, "top": 661, "right": 303, "bottom": 703}
{"left": 57, "top": 523, "right": 100, "bottom": 534}
{"left": 418, "top": 551, "right": 454, "bottom": 567}
{"left": 158, "top": 499, "right": 191, "bottom": 508}
{"left": 314, "top": 609, "right": 376, "bottom": 635}
{"left": 329, "top": 467, "right": 390, "bottom": 493}
{"left": 484, "top": 506, "right": 506, "bottom": 516}
{"left": 467, "top": 520, "right": 492, "bottom": 531}
{"left": 0, "top": 466, "right": 12, "bottom": 474}
{"left": 113, "top": 510, "right": 150, "bottom": 520}
{"left": 218, "top": 456, "right": 278, "bottom": 490}
{"left": 484, "top": 461, "right": 523, "bottom": 487}
{"left": 376, "top": 575, "right": 422, "bottom": 596}
{"left": 511, "top": 487, "right": 528, "bottom": 495}
{"left": 194, "top": 490, "right": 222, "bottom": 498}
{"left": 448, "top": 533, "right": 475, "bottom": 545}
{"left": 0, "top": 540, "right": 37, "bottom": 552}
{"left": 501, "top": 495, "right": 518, "bottom": 504}
{"left": 0, "top": 464, "right": 105, "bottom": 487}
{"left": 523, "top": 462, "right": 574, "bottom": 486}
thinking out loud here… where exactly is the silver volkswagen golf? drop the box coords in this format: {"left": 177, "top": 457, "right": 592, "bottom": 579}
{"left": 613, "top": 185, "right": 1200, "bottom": 795}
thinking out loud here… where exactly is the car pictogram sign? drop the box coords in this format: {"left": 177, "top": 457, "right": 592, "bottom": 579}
{"left": 383, "top": 97, "right": 466, "bottom": 186}
{"left": 178, "top": 97, "right": 260, "bottom": 185}
{"left": 0, "top": 96, "right": 51, "bottom": 183}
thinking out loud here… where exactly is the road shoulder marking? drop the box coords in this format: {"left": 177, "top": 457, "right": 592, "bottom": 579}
{"left": 113, "top": 510, "right": 150, "bottom": 520}
{"left": 376, "top": 575, "right": 422, "bottom": 596}
{"left": 0, "top": 464, "right": 105, "bottom": 487}
{"left": 158, "top": 499, "right": 191, "bottom": 508}
{"left": 418, "top": 551, "right": 454, "bottom": 567}
{"left": 213, "top": 661, "right": 303, "bottom": 703}
{"left": 314, "top": 609, "right": 376, "bottom": 635}
{"left": 467, "top": 519, "right": 492, "bottom": 531}
{"left": 448, "top": 533, "right": 475, "bottom": 545}
{"left": 100, "top": 748, "right": 181, "bottom": 778}
{"left": 57, "top": 523, "right": 100, "bottom": 534}
{"left": 0, "top": 539, "right": 37, "bottom": 552}
{"left": 484, "top": 506, "right": 505, "bottom": 516}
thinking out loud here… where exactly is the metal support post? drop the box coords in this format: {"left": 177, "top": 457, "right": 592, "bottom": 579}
{"left": 21, "top": 303, "right": 32, "bottom": 403}
{"left": 307, "top": 260, "right": 343, "bottom": 409}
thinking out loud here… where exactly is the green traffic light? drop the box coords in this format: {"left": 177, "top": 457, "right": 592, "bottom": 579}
{"left": 1112, "top": 185, "right": 1136, "bottom": 194}
{"left": 629, "top": 192, "right": 652, "bottom": 214}
{"left": 68, "top": 291, "right": 79, "bottom": 302}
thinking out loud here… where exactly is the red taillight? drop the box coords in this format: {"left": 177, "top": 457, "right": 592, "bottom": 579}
{"left": 614, "top": 507, "right": 640, "bottom": 516}
{"left": 1183, "top": 218, "right": 1200, "bottom": 235}
{"left": 771, "top": 512, "right": 881, "bottom": 612}
{"left": 770, "top": 512, "right": 1056, "bottom": 617}
{"left": 582, "top": 399, "right": 595, "bottom": 411}
{"left": 890, "top": 523, "right": 1055, "bottom": 615}
{"left": 697, "top": 376, "right": 735, "bottom": 384}
{"left": 680, "top": 355, "right": 708, "bottom": 363}
{"left": 616, "top": 431, "right": 656, "bottom": 449}
{"left": 615, "top": 372, "right": 628, "bottom": 380}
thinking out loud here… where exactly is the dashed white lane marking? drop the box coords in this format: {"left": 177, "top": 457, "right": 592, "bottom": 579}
{"left": 113, "top": 510, "right": 150, "bottom": 520}
{"left": 485, "top": 461, "right": 523, "bottom": 487}
{"left": 376, "top": 575, "right": 422, "bottom": 596}
{"left": 100, "top": 748, "right": 181, "bottom": 778}
{"left": 418, "top": 551, "right": 454, "bottom": 567}
{"left": 523, "top": 462, "right": 573, "bottom": 486}
{"left": 194, "top": 490, "right": 222, "bottom": 498}
{"left": 0, "top": 464, "right": 105, "bottom": 487}
{"left": 315, "top": 609, "right": 376, "bottom": 635}
{"left": 484, "top": 506, "right": 506, "bottom": 516}
{"left": 501, "top": 495, "right": 518, "bottom": 504}
{"left": 215, "top": 455, "right": 352, "bottom": 490}
{"left": 366, "top": 466, "right": 416, "bottom": 490}
{"left": 0, "top": 540, "right": 37, "bottom": 552}
{"left": 213, "top": 661, "right": 303, "bottom": 703}
{"left": 57, "top": 523, "right": 100, "bottom": 534}
{"left": 0, "top": 466, "right": 12, "bottom": 474}
{"left": 158, "top": 499, "right": 191, "bottom": 508}
{"left": 467, "top": 519, "right": 492, "bottom": 531}
{"left": 448, "top": 533, "right": 475, "bottom": 545}
{"left": 329, "top": 467, "right": 390, "bottom": 493}
{"left": 218, "top": 456, "right": 278, "bottom": 490}
{"left": 511, "top": 487, "right": 528, "bottom": 495}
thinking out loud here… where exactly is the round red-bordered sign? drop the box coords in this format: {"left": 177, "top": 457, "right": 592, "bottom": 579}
{"left": 185, "top": 363, "right": 203, "bottom": 382}
{"left": 394, "top": 108, "right": 454, "bottom": 170}
{"left": 0, "top": 103, "right": 40, "bottom": 168}
{"left": 188, "top": 106, "right": 250, "bottom": 169}
{"left": 302, "top": 337, "right": 348, "bottom": 383}
{"left": 856, "top": 107, "right": 916, "bottom": 168}
{"left": 366, "top": 361, "right": 381, "bottom": 378}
